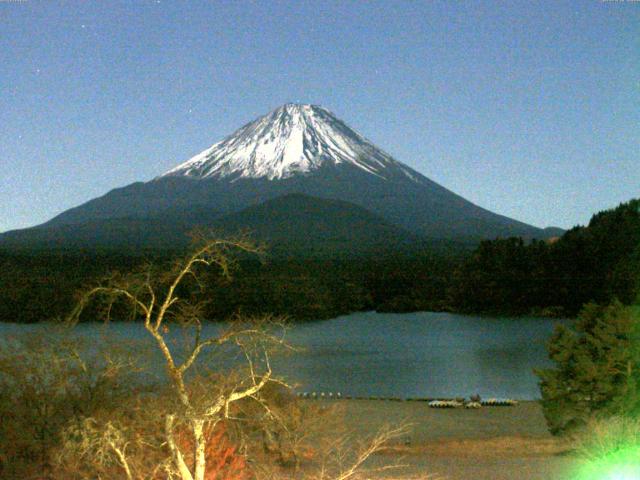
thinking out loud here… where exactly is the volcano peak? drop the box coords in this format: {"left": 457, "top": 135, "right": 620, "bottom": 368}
{"left": 160, "top": 104, "right": 419, "bottom": 182}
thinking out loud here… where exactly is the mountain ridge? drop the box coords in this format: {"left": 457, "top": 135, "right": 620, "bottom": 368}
{"left": 1, "top": 103, "right": 561, "bottom": 248}
{"left": 0, "top": 193, "right": 441, "bottom": 256}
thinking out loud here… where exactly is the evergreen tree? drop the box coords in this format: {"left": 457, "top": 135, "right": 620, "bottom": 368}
{"left": 535, "top": 302, "right": 640, "bottom": 435}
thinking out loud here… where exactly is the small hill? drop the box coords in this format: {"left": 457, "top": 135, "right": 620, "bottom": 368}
{"left": 0, "top": 194, "right": 439, "bottom": 257}
{"left": 212, "top": 193, "right": 427, "bottom": 257}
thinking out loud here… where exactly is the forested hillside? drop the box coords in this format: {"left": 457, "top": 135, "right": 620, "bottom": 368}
{"left": 451, "top": 199, "right": 640, "bottom": 316}
{"left": 0, "top": 199, "right": 637, "bottom": 323}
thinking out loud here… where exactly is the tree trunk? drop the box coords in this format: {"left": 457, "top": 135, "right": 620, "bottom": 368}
{"left": 193, "top": 419, "right": 206, "bottom": 480}
{"left": 165, "top": 414, "right": 194, "bottom": 480}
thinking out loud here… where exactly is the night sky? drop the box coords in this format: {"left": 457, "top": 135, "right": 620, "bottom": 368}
{"left": 1, "top": 1, "right": 638, "bottom": 232}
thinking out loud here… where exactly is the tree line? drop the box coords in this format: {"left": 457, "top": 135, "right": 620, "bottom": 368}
{"left": 0, "top": 198, "right": 637, "bottom": 324}
{"left": 452, "top": 198, "right": 639, "bottom": 316}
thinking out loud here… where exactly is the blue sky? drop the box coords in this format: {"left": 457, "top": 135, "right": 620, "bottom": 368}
{"left": 1, "top": 0, "right": 638, "bottom": 232}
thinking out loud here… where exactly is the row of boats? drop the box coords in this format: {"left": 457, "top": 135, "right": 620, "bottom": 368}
{"left": 427, "top": 398, "right": 518, "bottom": 408}
{"left": 295, "top": 392, "right": 519, "bottom": 407}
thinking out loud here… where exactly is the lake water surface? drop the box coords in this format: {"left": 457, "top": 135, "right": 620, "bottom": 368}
{"left": 0, "top": 311, "right": 567, "bottom": 400}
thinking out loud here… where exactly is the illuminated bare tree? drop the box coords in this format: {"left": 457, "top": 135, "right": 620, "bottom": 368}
{"left": 67, "top": 236, "right": 290, "bottom": 480}
{"left": 63, "top": 235, "right": 413, "bottom": 480}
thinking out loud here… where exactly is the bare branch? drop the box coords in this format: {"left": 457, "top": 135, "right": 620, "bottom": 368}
{"left": 332, "top": 424, "right": 410, "bottom": 480}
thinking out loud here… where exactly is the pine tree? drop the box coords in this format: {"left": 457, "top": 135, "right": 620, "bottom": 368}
{"left": 535, "top": 301, "right": 640, "bottom": 435}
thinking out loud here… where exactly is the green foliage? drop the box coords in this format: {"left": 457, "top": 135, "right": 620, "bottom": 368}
{"left": 535, "top": 302, "right": 640, "bottom": 435}
{"left": 452, "top": 198, "right": 640, "bottom": 316}
{"left": 0, "top": 250, "right": 164, "bottom": 323}
{"left": 0, "top": 239, "right": 405, "bottom": 480}
{"left": 449, "top": 237, "right": 552, "bottom": 314}
{"left": 571, "top": 416, "right": 640, "bottom": 461}
{"left": 570, "top": 417, "right": 640, "bottom": 480}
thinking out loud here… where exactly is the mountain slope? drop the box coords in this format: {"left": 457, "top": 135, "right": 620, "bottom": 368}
{"left": 38, "top": 163, "right": 548, "bottom": 240}
{"left": 0, "top": 194, "right": 430, "bottom": 256}
{"left": 212, "top": 193, "right": 426, "bottom": 257}
{"left": 2, "top": 104, "right": 558, "bottom": 246}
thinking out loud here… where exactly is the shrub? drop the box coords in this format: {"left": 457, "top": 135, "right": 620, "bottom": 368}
{"left": 571, "top": 416, "right": 640, "bottom": 461}
{"left": 571, "top": 416, "right": 640, "bottom": 480}
{"left": 0, "top": 332, "right": 147, "bottom": 478}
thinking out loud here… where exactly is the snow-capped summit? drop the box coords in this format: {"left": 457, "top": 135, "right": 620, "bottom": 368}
{"left": 161, "top": 104, "right": 420, "bottom": 182}
{"left": 5, "top": 103, "right": 555, "bottom": 245}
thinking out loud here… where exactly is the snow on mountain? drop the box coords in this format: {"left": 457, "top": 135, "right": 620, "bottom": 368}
{"left": 161, "top": 104, "right": 421, "bottom": 182}
{"left": 3, "top": 103, "right": 555, "bottom": 243}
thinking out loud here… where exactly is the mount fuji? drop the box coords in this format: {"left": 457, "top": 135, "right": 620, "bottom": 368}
{"left": 1, "top": 104, "right": 561, "bottom": 251}
{"left": 161, "top": 104, "right": 421, "bottom": 182}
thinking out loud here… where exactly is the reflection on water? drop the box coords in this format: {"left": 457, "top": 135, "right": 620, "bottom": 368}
{"left": 0, "top": 311, "right": 567, "bottom": 400}
{"left": 272, "top": 311, "right": 566, "bottom": 399}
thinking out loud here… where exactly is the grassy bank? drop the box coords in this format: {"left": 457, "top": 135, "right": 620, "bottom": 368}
{"left": 327, "top": 399, "right": 580, "bottom": 480}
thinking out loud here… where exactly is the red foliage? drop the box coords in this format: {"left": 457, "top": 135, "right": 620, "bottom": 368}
{"left": 175, "top": 422, "right": 249, "bottom": 480}
{"left": 300, "top": 446, "right": 315, "bottom": 461}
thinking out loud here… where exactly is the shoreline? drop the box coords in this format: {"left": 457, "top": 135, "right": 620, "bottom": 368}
{"left": 297, "top": 392, "right": 523, "bottom": 402}
{"left": 330, "top": 399, "right": 579, "bottom": 479}
{"left": 0, "top": 308, "right": 572, "bottom": 325}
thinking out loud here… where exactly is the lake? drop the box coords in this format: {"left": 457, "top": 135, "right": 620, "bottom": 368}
{"left": 0, "top": 311, "right": 567, "bottom": 400}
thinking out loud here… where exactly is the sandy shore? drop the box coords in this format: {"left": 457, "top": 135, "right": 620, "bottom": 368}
{"left": 323, "top": 399, "right": 580, "bottom": 480}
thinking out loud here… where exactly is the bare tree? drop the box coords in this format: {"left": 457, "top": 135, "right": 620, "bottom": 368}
{"left": 62, "top": 236, "right": 414, "bottom": 480}
{"left": 312, "top": 424, "right": 410, "bottom": 480}
{"left": 66, "top": 236, "right": 291, "bottom": 480}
